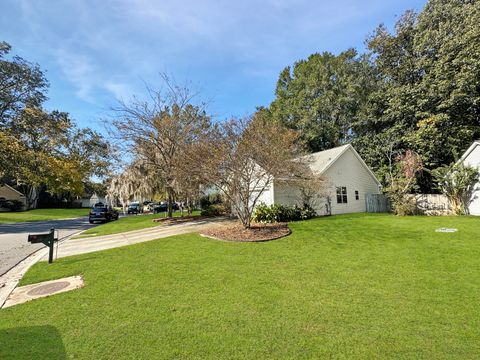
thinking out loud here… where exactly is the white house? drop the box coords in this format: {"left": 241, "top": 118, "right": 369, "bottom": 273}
{"left": 459, "top": 140, "right": 480, "bottom": 215}
{"left": 255, "top": 144, "right": 382, "bottom": 216}
{"left": 80, "top": 193, "right": 107, "bottom": 208}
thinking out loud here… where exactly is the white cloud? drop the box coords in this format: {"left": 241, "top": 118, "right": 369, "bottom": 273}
{"left": 3, "top": 0, "right": 423, "bottom": 111}
{"left": 54, "top": 49, "right": 97, "bottom": 102}
{"left": 103, "top": 81, "right": 131, "bottom": 101}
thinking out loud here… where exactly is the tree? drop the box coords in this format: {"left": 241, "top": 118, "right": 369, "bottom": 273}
{"left": 1, "top": 107, "right": 112, "bottom": 207}
{"left": 432, "top": 162, "right": 479, "bottom": 215}
{"left": 268, "top": 49, "right": 376, "bottom": 153}
{"left": 0, "top": 42, "right": 112, "bottom": 207}
{"left": 111, "top": 75, "right": 212, "bottom": 217}
{"left": 355, "top": 1, "right": 480, "bottom": 191}
{"left": 386, "top": 150, "right": 423, "bottom": 215}
{"left": 195, "top": 113, "right": 320, "bottom": 228}
{"left": 0, "top": 41, "right": 48, "bottom": 124}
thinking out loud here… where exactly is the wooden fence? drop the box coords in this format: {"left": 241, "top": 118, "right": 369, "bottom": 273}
{"left": 366, "top": 193, "right": 452, "bottom": 215}
{"left": 410, "top": 194, "right": 451, "bottom": 215}
{"left": 365, "top": 193, "right": 391, "bottom": 213}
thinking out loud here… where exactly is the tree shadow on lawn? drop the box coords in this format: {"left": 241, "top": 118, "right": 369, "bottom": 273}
{"left": 0, "top": 325, "right": 67, "bottom": 360}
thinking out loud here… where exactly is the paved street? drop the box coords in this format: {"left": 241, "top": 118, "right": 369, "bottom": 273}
{"left": 0, "top": 217, "right": 95, "bottom": 276}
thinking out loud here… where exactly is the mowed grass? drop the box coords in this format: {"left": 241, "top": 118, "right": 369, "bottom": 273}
{"left": 0, "top": 208, "right": 89, "bottom": 223}
{"left": 1, "top": 214, "right": 480, "bottom": 359}
{"left": 77, "top": 210, "right": 201, "bottom": 237}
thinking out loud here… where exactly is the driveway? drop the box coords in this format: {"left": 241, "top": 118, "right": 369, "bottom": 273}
{"left": 0, "top": 217, "right": 95, "bottom": 276}
{"left": 56, "top": 217, "right": 229, "bottom": 258}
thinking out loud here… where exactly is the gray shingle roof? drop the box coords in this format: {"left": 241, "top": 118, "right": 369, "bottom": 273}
{"left": 300, "top": 144, "right": 351, "bottom": 174}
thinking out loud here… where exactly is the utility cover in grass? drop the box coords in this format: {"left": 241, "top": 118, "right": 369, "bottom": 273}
{"left": 3, "top": 276, "right": 84, "bottom": 308}
{"left": 435, "top": 228, "right": 458, "bottom": 233}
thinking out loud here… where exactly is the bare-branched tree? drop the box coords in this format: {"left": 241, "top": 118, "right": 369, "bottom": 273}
{"left": 107, "top": 160, "right": 162, "bottom": 214}
{"left": 110, "top": 74, "right": 211, "bottom": 217}
{"left": 193, "top": 113, "right": 322, "bottom": 228}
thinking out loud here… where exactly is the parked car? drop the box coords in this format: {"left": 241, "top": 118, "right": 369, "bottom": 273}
{"left": 89, "top": 205, "right": 119, "bottom": 224}
{"left": 127, "top": 202, "right": 142, "bottom": 214}
{"left": 143, "top": 201, "right": 154, "bottom": 212}
{"left": 152, "top": 202, "right": 179, "bottom": 213}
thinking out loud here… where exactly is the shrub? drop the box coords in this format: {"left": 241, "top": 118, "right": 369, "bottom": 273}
{"left": 300, "top": 204, "right": 316, "bottom": 219}
{"left": 432, "top": 162, "right": 479, "bottom": 215}
{"left": 3, "top": 200, "right": 24, "bottom": 212}
{"left": 253, "top": 203, "right": 316, "bottom": 223}
{"left": 393, "top": 196, "right": 419, "bottom": 216}
{"left": 199, "top": 193, "right": 223, "bottom": 209}
{"left": 200, "top": 204, "right": 224, "bottom": 217}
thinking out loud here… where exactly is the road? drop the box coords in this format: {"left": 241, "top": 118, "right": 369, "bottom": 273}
{"left": 0, "top": 217, "right": 95, "bottom": 276}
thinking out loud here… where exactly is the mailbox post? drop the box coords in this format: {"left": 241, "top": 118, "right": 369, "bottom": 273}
{"left": 28, "top": 228, "right": 58, "bottom": 263}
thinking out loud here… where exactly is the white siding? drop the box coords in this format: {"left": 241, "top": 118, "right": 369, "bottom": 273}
{"left": 461, "top": 143, "right": 480, "bottom": 215}
{"left": 273, "top": 181, "right": 330, "bottom": 216}
{"left": 253, "top": 183, "right": 275, "bottom": 206}
{"left": 321, "top": 147, "right": 380, "bottom": 215}
{"left": 271, "top": 147, "right": 380, "bottom": 216}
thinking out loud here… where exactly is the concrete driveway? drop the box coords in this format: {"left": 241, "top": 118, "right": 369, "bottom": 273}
{"left": 0, "top": 217, "right": 96, "bottom": 276}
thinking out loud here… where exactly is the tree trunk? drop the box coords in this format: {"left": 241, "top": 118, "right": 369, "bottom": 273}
{"left": 167, "top": 187, "right": 174, "bottom": 218}
{"left": 22, "top": 185, "right": 39, "bottom": 209}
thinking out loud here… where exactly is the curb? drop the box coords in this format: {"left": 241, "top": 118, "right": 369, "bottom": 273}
{"left": 0, "top": 230, "right": 83, "bottom": 309}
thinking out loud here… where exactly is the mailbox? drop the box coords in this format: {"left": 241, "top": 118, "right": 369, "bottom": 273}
{"left": 28, "top": 228, "right": 58, "bottom": 263}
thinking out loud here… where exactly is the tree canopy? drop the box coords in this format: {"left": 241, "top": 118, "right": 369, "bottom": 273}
{"left": 0, "top": 42, "right": 112, "bottom": 207}
{"left": 266, "top": 0, "right": 480, "bottom": 192}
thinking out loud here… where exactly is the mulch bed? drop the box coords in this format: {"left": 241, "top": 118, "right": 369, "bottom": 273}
{"left": 200, "top": 222, "right": 290, "bottom": 242}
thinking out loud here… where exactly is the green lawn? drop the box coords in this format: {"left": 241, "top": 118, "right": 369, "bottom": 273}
{"left": 1, "top": 214, "right": 480, "bottom": 359}
{"left": 77, "top": 210, "right": 201, "bottom": 237}
{"left": 0, "top": 208, "right": 89, "bottom": 223}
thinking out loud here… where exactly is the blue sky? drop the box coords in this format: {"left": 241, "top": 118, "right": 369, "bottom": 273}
{"left": 1, "top": 0, "right": 427, "bottom": 133}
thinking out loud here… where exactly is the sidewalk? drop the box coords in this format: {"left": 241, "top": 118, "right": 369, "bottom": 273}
{"left": 1, "top": 217, "right": 228, "bottom": 308}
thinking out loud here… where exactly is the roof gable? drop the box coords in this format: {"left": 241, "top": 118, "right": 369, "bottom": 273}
{"left": 459, "top": 140, "right": 480, "bottom": 164}
{"left": 303, "top": 144, "right": 381, "bottom": 186}
{"left": 301, "top": 144, "right": 350, "bottom": 174}
{"left": 0, "top": 184, "right": 25, "bottom": 197}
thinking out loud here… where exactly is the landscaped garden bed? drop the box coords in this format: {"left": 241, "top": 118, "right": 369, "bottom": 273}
{"left": 201, "top": 222, "right": 290, "bottom": 242}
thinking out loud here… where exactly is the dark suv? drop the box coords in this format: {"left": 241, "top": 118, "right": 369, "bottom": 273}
{"left": 127, "top": 203, "right": 142, "bottom": 214}
{"left": 152, "top": 202, "right": 179, "bottom": 213}
{"left": 89, "top": 205, "right": 119, "bottom": 224}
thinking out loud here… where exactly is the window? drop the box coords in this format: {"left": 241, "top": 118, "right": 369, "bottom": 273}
{"left": 355, "top": 190, "right": 359, "bottom": 200}
{"left": 336, "top": 187, "right": 347, "bottom": 204}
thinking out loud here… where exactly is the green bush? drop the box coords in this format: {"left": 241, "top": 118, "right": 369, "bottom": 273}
{"left": 393, "top": 197, "right": 419, "bottom": 216}
{"left": 200, "top": 204, "right": 224, "bottom": 217}
{"left": 3, "top": 200, "right": 24, "bottom": 212}
{"left": 199, "top": 193, "right": 223, "bottom": 209}
{"left": 253, "top": 203, "right": 316, "bottom": 223}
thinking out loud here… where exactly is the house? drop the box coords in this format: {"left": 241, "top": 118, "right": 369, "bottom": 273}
{"left": 79, "top": 193, "right": 107, "bottom": 208}
{"left": 0, "top": 184, "right": 27, "bottom": 211}
{"left": 255, "top": 144, "right": 382, "bottom": 215}
{"left": 459, "top": 140, "right": 480, "bottom": 215}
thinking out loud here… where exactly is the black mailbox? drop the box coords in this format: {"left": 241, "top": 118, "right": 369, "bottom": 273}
{"left": 28, "top": 228, "right": 58, "bottom": 263}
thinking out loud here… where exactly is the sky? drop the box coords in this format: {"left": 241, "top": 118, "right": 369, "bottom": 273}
{"left": 1, "top": 0, "right": 427, "bottom": 133}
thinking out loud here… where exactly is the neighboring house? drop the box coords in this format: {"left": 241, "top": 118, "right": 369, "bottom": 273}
{"left": 0, "top": 184, "right": 27, "bottom": 211}
{"left": 459, "top": 140, "right": 480, "bottom": 215}
{"left": 255, "top": 144, "right": 382, "bottom": 216}
{"left": 80, "top": 193, "right": 107, "bottom": 208}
